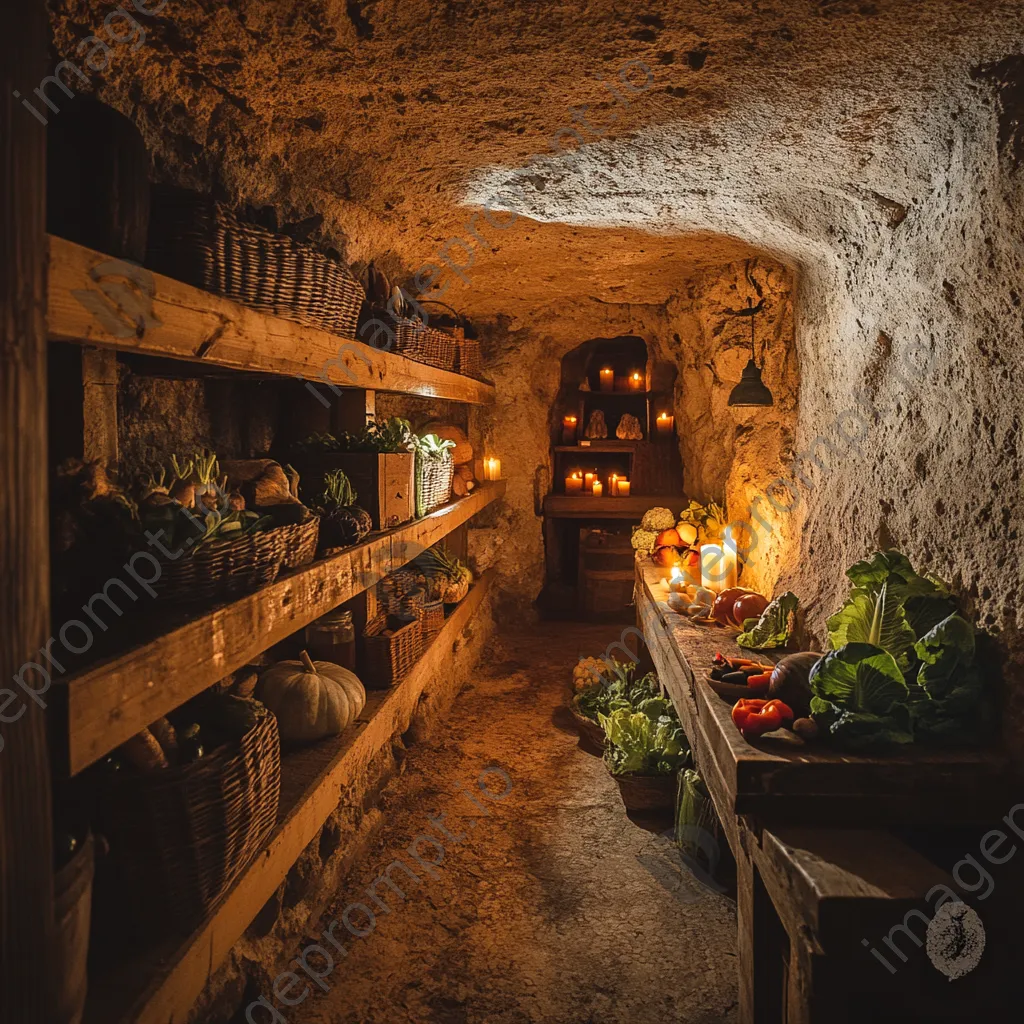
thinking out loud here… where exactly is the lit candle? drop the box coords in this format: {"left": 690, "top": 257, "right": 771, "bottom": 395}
{"left": 617, "top": 479, "right": 630, "bottom": 496}
{"left": 700, "top": 543, "right": 726, "bottom": 594}
{"left": 721, "top": 526, "right": 739, "bottom": 590}
{"left": 656, "top": 412, "right": 674, "bottom": 436}
{"left": 565, "top": 471, "right": 583, "bottom": 494}
{"left": 610, "top": 473, "right": 619, "bottom": 496}
{"left": 561, "top": 414, "right": 578, "bottom": 445}
{"left": 483, "top": 457, "right": 501, "bottom": 481}
{"left": 584, "top": 471, "right": 595, "bottom": 492}
{"left": 599, "top": 367, "right": 614, "bottom": 393}
{"left": 591, "top": 479, "right": 603, "bottom": 497}
{"left": 628, "top": 371, "right": 645, "bottom": 392}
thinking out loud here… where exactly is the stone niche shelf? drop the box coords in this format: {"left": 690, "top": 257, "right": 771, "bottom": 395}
{"left": 46, "top": 234, "right": 495, "bottom": 404}
{"left": 55, "top": 482, "right": 506, "bottom": 777}
{"left": 82, "top": 571, "right": 493, "bottom": 1024}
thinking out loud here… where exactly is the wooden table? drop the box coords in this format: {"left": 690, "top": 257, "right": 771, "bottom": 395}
{"left": 634, "top": 564, "right": 1015, "bottom": 1023}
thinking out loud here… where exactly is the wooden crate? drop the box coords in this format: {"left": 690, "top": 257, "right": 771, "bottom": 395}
{"left": 293, "top": 451, "right": 415, "bottom": 530}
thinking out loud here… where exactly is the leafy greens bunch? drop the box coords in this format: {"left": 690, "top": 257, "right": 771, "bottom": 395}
{"left": 573, "top": 660, "right": 661, "bottom": 721}
{"left": 809, "top": 550, "right": 989, "bottom": 751}
{"left": 599, "top": 697, "right": 690, "bottom": 776}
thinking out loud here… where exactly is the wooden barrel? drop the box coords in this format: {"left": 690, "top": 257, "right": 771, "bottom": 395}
{"left": 53, "top": 832, "right": 94, "bottom": 1024}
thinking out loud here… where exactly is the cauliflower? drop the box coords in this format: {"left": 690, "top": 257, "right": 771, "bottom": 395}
{"left": 630, "top": 527, "right": 659, "bottom": 553}
{"left": 640, "top": 507, "right": 677, "bottom": 532}
{"left": 573, "top": 656, "right": 607, "bottom": 691}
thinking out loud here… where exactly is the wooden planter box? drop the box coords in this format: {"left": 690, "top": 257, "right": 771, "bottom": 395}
{"left": 294, "top": 452, "right": 415, "bottom": 530}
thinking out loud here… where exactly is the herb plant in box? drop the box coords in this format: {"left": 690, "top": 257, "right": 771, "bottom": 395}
{"left": 292, "top": 419, "right": 415, "bottom": 530}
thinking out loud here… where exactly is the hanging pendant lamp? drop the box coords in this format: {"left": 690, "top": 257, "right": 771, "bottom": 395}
{"left": 727, "top": 297, "right": 774, "bottom": 408}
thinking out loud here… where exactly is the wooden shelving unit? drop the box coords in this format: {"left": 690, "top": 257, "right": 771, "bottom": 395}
{"left": 47, "top": 235, "right": 494, "bottom": 404}
{"left": 83, "top": 572, "right": 494, "bottom": 1024}
{"left": 39, "top": 228, "right": 505, "bottom": 1021}
{"left": 56, "top": 481, "right": 505, "bottom": 776}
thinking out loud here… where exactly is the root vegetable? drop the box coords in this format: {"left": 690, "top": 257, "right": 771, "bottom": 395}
{"left": 767, "top": 652, "right": 823, "bottom": 719}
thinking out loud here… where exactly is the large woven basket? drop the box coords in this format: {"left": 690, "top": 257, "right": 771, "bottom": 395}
{"left": 148, "top": 188, "right": 364, "bottom": 338}
{"left": 415, "top": 451, "right": 455, "bottom": 517}
{"left": 94, "top": 698, "right": 280, "bottom": 936}
{"left": 570, "top": 695, "right": 606, "bottom": 754}
{"left": 151, "top": 526, "right": 287, "bottom": 604}
{"left": 379, "top": 575, "right": 427, "bottom": 619}
{"left": 606, "top": 760, "right": 678, "bottom": 813}
{"left": 362, "top": 613, "right": 422, "bottom": 689}
{"left": 279, "top": 514, "right": 319, "bottom": 570}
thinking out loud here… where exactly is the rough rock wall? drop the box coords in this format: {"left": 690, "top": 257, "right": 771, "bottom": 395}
{"left": 43, "top": 0, "right": 1024, "bottom": 743}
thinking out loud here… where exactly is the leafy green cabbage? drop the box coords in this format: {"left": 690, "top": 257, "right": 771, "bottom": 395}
{"left": 810, "top": 550, "right": 989, "bottom": 750}
{"left": 736, "top": 591, "right": 799, "bottom": 649}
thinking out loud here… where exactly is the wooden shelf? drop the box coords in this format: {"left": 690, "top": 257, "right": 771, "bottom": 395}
{"left": 83, "top": 572, "right": 493, "bottom": 1024}
{"left": 553, "top": 442, "right": 640, "bottom": 452}
{"left": 57, "top": 482, "right": 505, "bottom": 776}
{"left": 543, "top": 493, "right": 685, "bottom": 519}
{"left": 47, "top": 235, "right": 495, "bottom": 405}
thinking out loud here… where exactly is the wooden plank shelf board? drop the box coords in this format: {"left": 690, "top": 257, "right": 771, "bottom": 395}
{"left": 635, "top": 563, "right": 1011, "bottom": 826}
{"left": 47, "top": 235, "right": 495, "bottom": 404}
{"left": 83, "top": 572, "right": 493, "bottom": 1024}
{"left": 544, "top": 494, "right": 685, "bottom": 518}
{"left": 59, "top": 482, "right": 505, "bottom": 776}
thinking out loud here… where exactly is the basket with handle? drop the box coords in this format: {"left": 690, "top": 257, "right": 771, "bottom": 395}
{"left": 417, "top": 299, "right": 479, "bottom": 377}
{"left": 364, "top": 307, "right": 457, "bottom": 371}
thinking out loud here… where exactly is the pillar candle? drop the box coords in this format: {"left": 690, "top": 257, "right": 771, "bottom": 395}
{"left": 599, "top": 367, "right": 614, "bottom": 392}
{"left": 628, "top": 371, "right": 645, "bottom": 392}
{"left": 721, "top": 526, "right": 739, "bottom": 590}
{"left": 565, "top": 472, "right": 583, "bottom": 494}
{"left": 700, "top": 543, "right": 726, "bottom": 594}
{"left": 656, "top": 412, "right": 674, "bottom": 436}
{"left": 483, "top": 457, "right": 501, "bottom": 481}
{"left": 561, "top": 415, "right": 578, "bottom": 445}
{"left": 609, "top": 473, "right": 619, "bottom": 496}
{"left": 591, "top": 479, "right": 603, "bottom": 497}
{"left": 617, "top": 479, "right": 630, "bottom": 496}
{"left": 584, "top": 471, "right": 595, "bottom": 492}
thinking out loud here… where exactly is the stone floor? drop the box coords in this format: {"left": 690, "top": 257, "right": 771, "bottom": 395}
{"left": 292, "top": 623, "right": 738, "bottom": 1024}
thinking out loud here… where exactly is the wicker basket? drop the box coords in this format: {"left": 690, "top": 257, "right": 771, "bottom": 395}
{"left": 454, "top": 332, "right": 484, "bottom": 379}
{"left": 569, "top": 697, "right": 606, "bottom": 755}
{"left": 279, "top": 514, "right": 320, "bottom": 570}
{"left": 415, "top": 450, "right": 455, "bottom": 517}
{"left": 367, "top": 308, "right": 457, "bottom": 371}
{"left": 151, "top": 526, "right": 287, "bottom": 604}
{"left": 94, "top": 698, "right": 281, "bottom": 935}
{"left": 419, "top": 598, "right": 446, "bottom": 646}
{"left": 362, "top": 613, "right": 423, "bottom": 689}
{"left": 147, "top": 188, "right": 364, "bottom": 338}
{"left": 605, "top": 759, "right": 678, "bottom": 812}
{"left": 380, "top": 580, "right": 426, "bottom": 620}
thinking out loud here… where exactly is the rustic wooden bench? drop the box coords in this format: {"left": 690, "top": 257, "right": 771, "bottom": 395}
{"left": 634, "top": 563, "right": 1014, "bottom": 1023}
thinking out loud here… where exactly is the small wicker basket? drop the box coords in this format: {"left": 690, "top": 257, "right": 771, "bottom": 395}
{"left": 454, "top": 330, "right": 484, "bottom": 379}
{"left": 419, "top": 598, "right": 446, "bottom": 646}
{"left": 94, "top": 697, "right": 281, "bottom": 936}
{"left": 362, "top": 613, "right": 423, "bottom": 689}
{"left": 366, "top": 308, "right": 457, "bottom": 371}
{"left": 415, "top": 450, "right": 455, "bottom": 517}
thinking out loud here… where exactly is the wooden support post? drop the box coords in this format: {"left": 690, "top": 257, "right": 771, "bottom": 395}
{"left": 1, "top": 3, "right": 56, "bottom": 1021}
{"left": 330, "top": 387, "right": 375, "bottom": 436}
{"left": 82, "top": 346, "right": 119, "bottom": 468}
